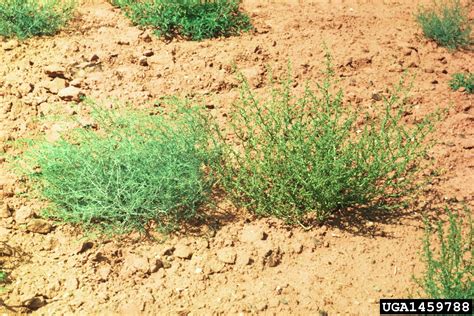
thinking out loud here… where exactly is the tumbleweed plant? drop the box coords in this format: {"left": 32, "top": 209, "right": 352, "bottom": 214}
{"left": 19, "top": 103, "right": 221, "bottom": 233}
{"left": 111, "top": 0, "right": 252, "bottom": 41}
{"left": 218, "top": 60, "right": 435, "bottom": 224}
{"left": 416, "top": 0, "right": 472, "bottom": 49}
{"left": 0, "top": 0, "right": 76, "bottom": 39}
{"left": 418, "top": 208, "right": 473, "bottom": 299}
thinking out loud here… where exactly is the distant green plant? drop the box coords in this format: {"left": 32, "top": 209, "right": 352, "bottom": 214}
{"left": 417, "top": 208, "right": 473, "bottom": 299}
{"left": 111, "top": 0, "right": 252, "bottom": 41}
{"left": 0, "top": 270, "right": 6, "bottom": 283}
{"left": 416, "top": 0, "right": 472, "bottom": 49}
{"left": 0, "top": 0, "right": 75, "bottom": 39}
{"left": 18, "top": 102, "right": 221, "bottom": 233}
{"left": 217, "top": 59, "right": 435, "bottom": 224}
{"left": 449, "top": 73, "right": 474, "bottom": 93}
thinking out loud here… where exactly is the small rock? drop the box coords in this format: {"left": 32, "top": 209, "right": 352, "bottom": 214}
{"left": 174, "top": 244, "right": 193, "bottom": 259}
{"left": 23, "top": 296, "right": 47, "bottom": 310}
{"left": 208, "top": 259, "right": 226, "bottom": 274}
{"left": 15, "top": 206, "right": 35, "bottom": 224}
{"left": 97, "top": 265, "right": 111, "bottom": 281}
{"left": 235, "top": 252, "right": 252, "bottom": 266}
{"left": 140, "top": 31, "right": 152, "bottom": 42}
{"left": 143, "top": 50, "right": 154, "bottom": 57}
{"left": 162, "top": 260, "right": 172, "bottom": 269}
{"left": 371, "top": 92, "right": 382, "bottom": 101}
{"left": 26, "top": 219, "right": 53, "bottom": 234}
{"left": 76, "top": 241, "right": 94, "bottom": 254}
{"left": 149, "top": 258, "right": 163, "bottom": 273}
{"left": 263, "top": 248, "right": 282, "bottom": 267}
{"left": 0, "top": 203, "right": 12, "bottom": 218}
{"left": 240, "top": 225, "right": 266, "bottom": 243}
{"left": 58, "top": 87, "right": 84, "bottom": 102}
{"left": 122, "top": 253, "right": 150, "bottom": 276}
{"left": 0, "top": 227, "right": 10, "bottom": 242}
{"left": 161, "top": 245, "right": 175, "bottom": 256}
{"left": 3, "top": 39, "right": 19, "bottom": 51}
{"left": 18, "top": 83, "right": 34, "bottom": 96}
{"left": 44, "top": 65, "right": 66, "bottom": 78}
{"left": 255, "top": 301, "right": 268, "bottom": 311}
{"left": 90, "top": 54, "right": 99, "bottom": 62}
{"left": 64, "top": 276, "right": 79, "bottom": 290}
{"left": 138, "top": 56, "right": 148, "bottom": 66}
{"left": 458, "top": 87, "right": 466, "bottom": 93}
{"left": 291, "top": 243, "right": 303, "bottom": 254}
{"left": 216, "top": 248, "right": 237, "bottom": 264}
{"left": 69, "top": 78, "right": 83, "bottom": 87}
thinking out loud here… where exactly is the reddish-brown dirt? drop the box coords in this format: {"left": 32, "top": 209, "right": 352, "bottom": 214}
{"left": 0, "top": 0, "right": 472, "bottom": 314}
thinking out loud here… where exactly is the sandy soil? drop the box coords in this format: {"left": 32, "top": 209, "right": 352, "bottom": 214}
{"left": 0, "top": 0, "right": 472, "bottom": 314}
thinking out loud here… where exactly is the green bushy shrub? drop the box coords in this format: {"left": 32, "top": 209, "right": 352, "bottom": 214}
{"left": 0, "top": 0, "right": 75, "bottom": 39}
{"left": 416, "top": 0, "right": 472, "bottom": 49}
{"left": 418, "top": 209, "right": 473, "bottom": 299}
{"left": 19, "top": 103, "right": 221, "bottom": 233}
{"left": 111, "top": 0, "right": 252, "bottom": 41}
{"left": 218, "top": 64, "right": 434, "bottom": 224}
{"left": 449, "top": 73, "right": 474, "bottom": 93}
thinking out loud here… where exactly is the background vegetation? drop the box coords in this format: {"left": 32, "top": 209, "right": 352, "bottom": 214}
{"left": 111, "top": 0, "right": 252, "bottom": 41}
{"left": 416, "top": 0, "right": 472, "bottom": 49}
{"left": 418, "top": 209, "right": 473, "bottom": 299}
{"left": 449, "top": 73, "right": 474, "bottom": 93}
{"left": 0, "top": 0, "right": 75, "bottom": 39}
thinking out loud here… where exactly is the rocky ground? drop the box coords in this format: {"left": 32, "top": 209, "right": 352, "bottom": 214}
{"left": 0, "top": 0, "right": 472, "bottom": 314}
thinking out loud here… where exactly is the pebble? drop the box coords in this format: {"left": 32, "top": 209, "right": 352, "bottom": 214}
{"left": 43, "top": 77, "right": 67, "bottom": 94}
{"left": 97, "top": 265, "right": 111, "bottom": 281}
{"left": 174, "top": 244, "right": 193, "bottom": 259}
{"left": 3, "top": 40, "right": 19, "bottom": 51}
{"left": 22, "top": 296, "right": 47, "bottom": 310}
{"left": 143, "top": 50, "right": 154, "bottom": 57}
{"left": 138, "top": 56, "right": 148, "bottom": 66}
{"left": 0, "top": 225, "right": 10, "bottom": 241}
{"left": 58, "top": 87, "right": 84, "bottom": 102}
{"left": 14, "top": 206, "right": 35, "bottom": 224}
{"left": 64, "top": 276, "right": 79, "bottom": 291}
{"left": 26, "top": 219, "right": 53, "bottom": 234}
{"left": 0, "top": 202, "right": 12, "bottom": 218}
{"left": 216, "top": 247, "right": 237, "bottom": 264}
{"left": 371, "top": 92, "right": 382, "bottom": 101}
{"left": 89, "top": 54, "right": 99, "bottom": 62}
{"left": 121, "top": 253, "right": 150, "bottom": 276}
{"left": 240, "top": 225, "right": 266, "bottom": 243}
{"left": 44, "top": 65, "right": 66, "bottom": 78}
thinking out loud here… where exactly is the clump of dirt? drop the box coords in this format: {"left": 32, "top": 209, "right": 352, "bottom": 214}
{"left": 0, "top": 0, "right": 472, "bottom": 314}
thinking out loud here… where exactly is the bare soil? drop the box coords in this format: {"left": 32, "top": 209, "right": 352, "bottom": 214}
{"left": 0, "top": 0, "right": 472, "bottom": 315}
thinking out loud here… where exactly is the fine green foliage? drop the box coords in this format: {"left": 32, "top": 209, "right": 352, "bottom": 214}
{"left": 0, "top": 270, "right": 6, "bottom": 283}
{"left": 218, "top": 62, "right": 434, "bottom": 223}
{"left": 449, "top": 73, "right": 474, "bottom": 93}
{"left": 111, "top": 0, "right": 252, "bottom": 41}
{"left": 418, "top": 209, "right": 473, "bottom": 299}
{"left": 416, "top": 0, "right": 472, "bottom": 49}
{"left": 19, "top": 103, "right": 221, "bottom": 233}
{"left": 0, "top": 0, "right": 75, "bottom": 39}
